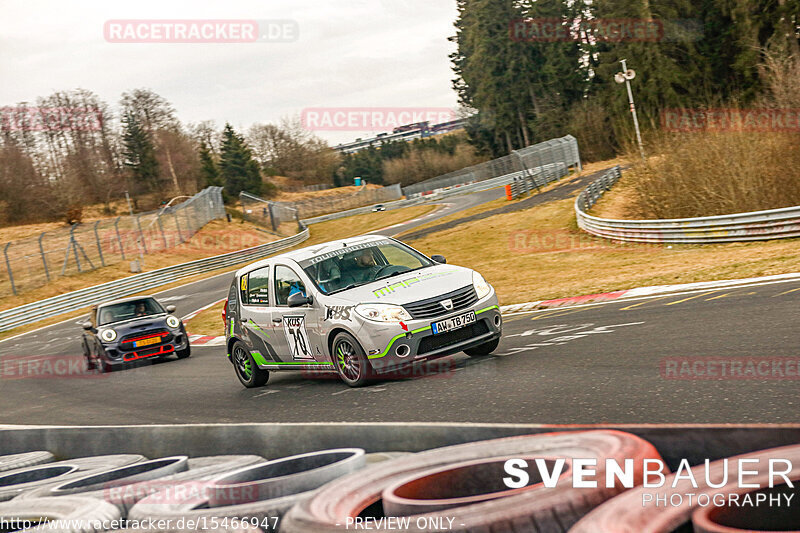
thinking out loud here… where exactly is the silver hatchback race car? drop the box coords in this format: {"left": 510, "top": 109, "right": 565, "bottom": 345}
{"left": 223, "top": 235, "right": 502, "bottom": 387}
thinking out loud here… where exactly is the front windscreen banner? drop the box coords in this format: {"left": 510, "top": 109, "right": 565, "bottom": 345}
{"left": 299, "top": 239, "right": 395, "bottom": 267}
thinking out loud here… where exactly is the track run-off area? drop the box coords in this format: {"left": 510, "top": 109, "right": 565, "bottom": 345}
{"left": 0, "top": 182, "right": 798, "bottom": 426}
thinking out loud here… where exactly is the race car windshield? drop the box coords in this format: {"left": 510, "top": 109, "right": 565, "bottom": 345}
{"left": 97, "top": 298, "right": 165, "bottom": 325}
{"left": 301, "top": 242, "right": 434, "bottom": 294}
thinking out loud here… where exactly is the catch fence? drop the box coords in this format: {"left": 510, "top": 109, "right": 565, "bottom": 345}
{"left": 0, "top": 187, "right": 225, "bottom": 297}
{"left": 402, "top": 135, "right": 580, "bottom": 197}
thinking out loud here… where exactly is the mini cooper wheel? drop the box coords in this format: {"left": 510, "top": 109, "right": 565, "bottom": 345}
{"left": 464, "top": 337, "right": 500, "bottom": 357}
{"left": 332, "top": 332, "right": 373, "bottom": 387}
{"left": 81, "top": 339, "right": 96, "bottom": 370}
{"left": 176, "top": 345, "right": 191, "bottom": 359}
{"left": 232, "top": 341, "right": 268, "bottom": 388}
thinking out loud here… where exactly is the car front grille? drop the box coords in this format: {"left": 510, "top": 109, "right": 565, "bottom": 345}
{"left": 119, "top": 329, "right": 171, "bottom": 350}
{"left": 403, "top": 285, "right": 478, "bottom": 320}
{"left": 417, "top": 321, "right": 490, "bottom": 355}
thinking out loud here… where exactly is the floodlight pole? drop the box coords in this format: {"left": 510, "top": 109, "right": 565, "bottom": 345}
{"left": 619, "top": 59, "right": 646, "bottom": 162}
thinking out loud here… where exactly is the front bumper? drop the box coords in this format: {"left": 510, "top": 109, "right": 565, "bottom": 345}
{"left": 103, "top": 329, "right": 189, "bottom": 366}
{"left": 365, "top": 299, "right": 502, "bottom": 373}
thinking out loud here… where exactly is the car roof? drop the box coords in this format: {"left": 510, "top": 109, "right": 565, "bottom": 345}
{"left": 96, "top": 295, "right": 158, "bottom": 309}
{"left": 235, "top": 234, "right": 392, "bottom": 275}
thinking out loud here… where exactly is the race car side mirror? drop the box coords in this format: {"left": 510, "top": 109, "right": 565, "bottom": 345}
{"left": 81, "top": 321, "right": 93, "bottom": 330}
{"left": 166, "top": 305, "right": 177, "bottom": 313}
{"left": 431, "top": 254, "right": 447, "bottom": 264}
{"left": 287, "top": 292, "right": 313, "bottom": 308}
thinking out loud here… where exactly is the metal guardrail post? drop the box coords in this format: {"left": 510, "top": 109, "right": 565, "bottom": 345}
{"left": 173, "top": 212, "right": 184, "bottom": 244}
{"left": 93, "top": 221, "right": 105, "bottom": 267}
{"left": 114, "top": 217, "right": 126, "bottom": 260}
{"left": 38, "top": 232, "right": 50, "bottom": 282}
{"left": 58, "top": 226, "right": 84, "bottom": 275}
{"left": 135, "top": 215, "right": 148, "bottom": 254}
{"left": 3, "top": 242, "right": 16, "bottom": 295}
{"left": 268, "top": 203, "right": 277, "bottom": 232}
{"left": 156, "top": 214, "right": 168, "bottom": 251}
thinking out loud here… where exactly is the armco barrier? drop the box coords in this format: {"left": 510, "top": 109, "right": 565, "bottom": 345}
{"left": 0, "top": 227, "right": 310, "bottom": 333}
{"left": 576, "top": 166, "right": 800, "bottom": 244}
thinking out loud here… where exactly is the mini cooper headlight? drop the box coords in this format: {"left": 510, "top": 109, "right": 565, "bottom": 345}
{"left": 354, "top": 304, "right": 412, "bottom": 322}
{"left": 166, "top": 315, "right": 181, "bottom": 329}
{"left": 473, "top": 271, "right": 492, "bottom": 299}
{"left": 99, "top": 328, "right": 117, "bottom": 343}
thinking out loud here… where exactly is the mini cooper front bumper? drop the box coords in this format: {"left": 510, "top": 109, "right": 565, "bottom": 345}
{"left": 101, "top": 328, "right": 189, "bottom": 366}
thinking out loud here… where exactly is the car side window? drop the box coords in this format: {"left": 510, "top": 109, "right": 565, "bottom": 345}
{"left": 242, "top": 266, "right": 270, "bottom": 305}
{"left": 275, "top": 265, "right": 306, "bottom": 306}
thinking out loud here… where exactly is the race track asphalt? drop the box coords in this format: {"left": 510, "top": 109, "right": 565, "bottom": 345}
{"left": 1, "top": 185, "right": 798, "bottom": 426}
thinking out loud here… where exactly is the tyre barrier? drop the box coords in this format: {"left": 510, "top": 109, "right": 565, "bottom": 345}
{"left": 692, "top": 477, "right": 800, "bottom": 532}
{"left": 16, "top": 457, "right": 189, "bottom": 510}
{"left": 3, "top": 437, "right": 800, "bottom": 532}
{"left": 16, "top": 455, "right": 265, "bottom": 518}
{"left": 280, "top": 430, "right": 662, "bottom": 533}
{"left": 0, "top": 455, "right": 146, "bottom": 502}
{"left": 381, "top": 456, "right": 571, "bottom": 517}
{"left": 128, "top": 449, "right": 368, "bottom": 528}
{"left": 569, "top": 443, "right": 800, "bottom": 533}
{"left": 0, "top": 451, "right": 54, "bottom": 472}
{"left": 0, "top": 496, "right": 121, "bottom": 532}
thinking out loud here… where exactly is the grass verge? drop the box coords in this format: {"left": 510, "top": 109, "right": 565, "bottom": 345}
{"left": 405, "top": 185, "right": 800, "bottom": 305}
{"left": 185, "top": 300, "right": 227, "bottom": 337}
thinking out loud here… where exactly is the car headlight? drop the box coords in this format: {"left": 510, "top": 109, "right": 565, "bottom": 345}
{"left": 166, "top": 315, "right": 181, "bottom": 329}
{"left": 354, "top": 304, "right": 412, "bottom": 322}
{"left": 99, "top": 328, "right": 117, "bottom": 343}
{"left": 473, "top": 271, "right": 492, "bottom": 299}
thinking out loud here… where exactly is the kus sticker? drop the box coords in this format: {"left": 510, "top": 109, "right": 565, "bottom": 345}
{"left": 283, "top": 315, "right": 314, "bottom": 360}
{"left": 325, "top": 306, "right": 353, "bottom": 321}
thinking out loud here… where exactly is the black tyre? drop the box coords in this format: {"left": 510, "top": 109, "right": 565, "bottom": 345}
{"left": 0, "top": 496, "right": 121, "bottom": 532}
{"left": 81, "top": 339, "right": 96, "bottom": 370}
{"left": 0, "top": 452, "right": 54, "bottom": 474}
{"left": 0, "top": 454, "right": 145, "bottom": 502}
{"left": 232, "top": 341, "right": 269, "bottom": 388}
{"left": 129, "top": 449, "right": 369, "bottom": 529}
{"left": 464, "top": 337, "right": 500, "bottom": 357}
{"left": 176, "top": 345, "right": 191, "bottom": 359}
{"left": 332, "top": 332, "right": 373, "bottom": 387}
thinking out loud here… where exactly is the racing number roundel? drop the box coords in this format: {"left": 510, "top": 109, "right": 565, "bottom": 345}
{"left": 283, "top": 315, "right": 313, "bottom": 360}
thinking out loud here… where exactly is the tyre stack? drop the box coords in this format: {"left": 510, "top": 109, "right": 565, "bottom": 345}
{"left": 1, "top": 434, "right": 799, "bottom": 532}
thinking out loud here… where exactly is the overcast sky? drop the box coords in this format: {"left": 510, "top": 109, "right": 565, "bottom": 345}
{"left": 0, "top": 0, "right": 460, "bottom": 144}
